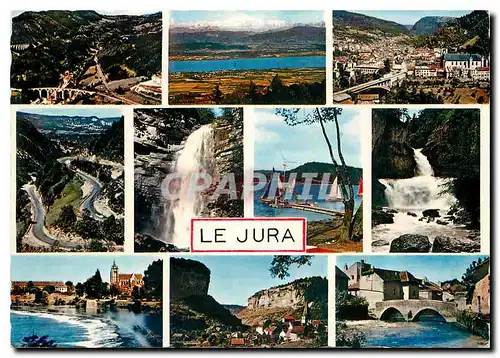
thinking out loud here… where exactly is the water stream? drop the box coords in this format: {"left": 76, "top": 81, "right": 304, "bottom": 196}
{"left": 162, "top": 125, "right": 214, "bottom": 248}
{"left": 372, "top": 148, "right": 474, "bottom": 252}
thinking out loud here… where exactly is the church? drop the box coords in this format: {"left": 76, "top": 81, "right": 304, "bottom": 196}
{"left": 110, "top": 261, "right": 144, "bottom": 296}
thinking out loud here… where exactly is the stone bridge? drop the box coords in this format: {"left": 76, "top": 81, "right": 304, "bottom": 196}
{"left": 375, "top": 300, "right": 457, "bottom": 323}
{"left": 334, "top": 71, "right": 407, "bottom": 97}
{"left": 12, "top": 87, "right": 96, "bottom": 101}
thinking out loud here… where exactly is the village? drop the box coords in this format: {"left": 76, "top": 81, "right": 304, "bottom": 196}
{"left": 335, "top": 256, "right": 490, "bottom": 348}
{"left": 332, "top": 11, "right": 490, "bottom": 104}
{"left": 11, "top": 260, "right": 162, "bottom": 312}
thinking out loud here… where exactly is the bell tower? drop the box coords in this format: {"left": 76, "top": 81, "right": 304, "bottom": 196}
{"left": 110, "top": 260, "right": 119, "bottom": 285}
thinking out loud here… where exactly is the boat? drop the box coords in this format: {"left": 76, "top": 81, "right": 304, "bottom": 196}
{"left": 325, "top": 176, "right": 343, "bottom": 202}
{"left": 358, "top": 177, "right": 363, "bottom": 197}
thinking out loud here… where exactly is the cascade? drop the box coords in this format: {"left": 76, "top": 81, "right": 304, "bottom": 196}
{"left": 378, "top": 148, "right": 456, "bottom": 211}
{"left": 162, "top": 124, "right": 214, "bottom": 247}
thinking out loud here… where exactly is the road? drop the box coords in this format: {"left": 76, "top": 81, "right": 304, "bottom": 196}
{"left": 23, "top": 185, "right": 82, "bottom": 249}
{"left": 58, "top": 156, "right": 115, "bottom": 221}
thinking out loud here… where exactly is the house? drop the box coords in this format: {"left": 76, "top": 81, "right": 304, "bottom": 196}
{"left": 469, "top": 258, "right": 490, "bottom": 315}
{"left": 443, "top": 53, "right": 489, "bottom": 78}
{"left": 11, "top": 281, "right": 68, "bottom": 293}
{"left": 281, "top": 315, "right": 296, "bottom": 324}
{"left": 335, "top": 266, "right": 349, "bottom": 291}
{"left": 419, "top": 278, "right": 443, "bottom": 301}
{"left": 343, "top": 262, "right": 420, "bottom": 308}
{"left": 230, "top": 338, "right": 245, "bottom": 346}
{"left": 279, "top": 330, "right": 299, "bottom": 342}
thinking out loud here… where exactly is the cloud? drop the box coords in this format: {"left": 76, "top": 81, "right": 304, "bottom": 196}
{"left": 254, "top": 127, "right": 281, "bottom": 144}
{"left": 172, "top": 12, "right": 291, "bottom": 32}
{"left": 341, "top": 112, "right": 363, "bottom": 139}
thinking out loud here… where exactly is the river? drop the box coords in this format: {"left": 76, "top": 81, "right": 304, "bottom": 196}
{"left": 11, "top": 306, "right": 162, "bottom": 348}
{"left": 344, "top": 319, "right": 488, "bottom": 348}
{"left": 169, "top": 55, "right": 325, "bottom": 73}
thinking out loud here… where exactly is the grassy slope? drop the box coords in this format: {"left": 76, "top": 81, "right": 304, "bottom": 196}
{"left": 45, "top": 178, "right": 83, "bottom": 226}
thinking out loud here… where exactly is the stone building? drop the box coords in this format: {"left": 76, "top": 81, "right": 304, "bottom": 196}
{"left": 469, "top": 258, "right": 490, "bottom": 315}
{"left": 342, "top": 261, "right": 420, "bottom": 308}
{"left": 335, "top": 266, "right": 349, "bottom": 291}
{"left": 110, "top": 260, "right": 144, "bottom": 296}
{"left": 443, "top": 53, "right": 489, "bottom": 78}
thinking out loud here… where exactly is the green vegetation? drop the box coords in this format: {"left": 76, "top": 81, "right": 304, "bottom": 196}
{"left": 333, "top": 10, "right": 409, "bottom": 35}
{"left": 45, "top": 178, "right": 83, "bottom": 226}
{"left": 336, "top": 291, "right": 369, "bottom": 320}
{"left": 11, "top": 11, "right": 161, "bottom": 90}
{"left": 411, "top": 11, "right": 489, "bottom": 55}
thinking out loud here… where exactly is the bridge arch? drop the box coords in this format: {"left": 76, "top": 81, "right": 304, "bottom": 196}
{"left": 40, "top": 89, "right": 48, "bottom": 98}
{"left": 411, "top": 308, "right": 446, "bottom": 322}
{"left": 380, "top": 307, "right": 406, "bottom": 322}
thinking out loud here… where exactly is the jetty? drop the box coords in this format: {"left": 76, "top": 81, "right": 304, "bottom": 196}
{"left": 288, "top": 204, "right": 343, "bottom": 217}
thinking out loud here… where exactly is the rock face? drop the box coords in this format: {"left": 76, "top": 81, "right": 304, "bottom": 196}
{"left": 431, "top": 236, "right": 480, "bottom": 253}
{"left": 390, "top": 234, "right": 432, "bottom": 253}
{"left": 247, "top": 276, "right": 327, "bottom": 310}
{"left": 170, "top": 257, "right": 211, "bottom": 299}
{"left": 134, "top": 108, "right": 244, "bottom": 243}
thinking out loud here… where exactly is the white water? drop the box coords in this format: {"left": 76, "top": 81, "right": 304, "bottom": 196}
{"left": 372, "top": 148, "right": 473, "bottom": 252}
{"left": 378, "top": 148, "right": 456, "bottom": 211}
{"left": 163, "top": 125, "right": 214, "bottom": 247}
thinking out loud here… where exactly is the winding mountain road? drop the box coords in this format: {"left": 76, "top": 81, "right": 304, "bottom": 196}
{"left": 22, "top": 156, "right": 121, "bottom": 249}
{"left": 23, "top": 185, "right": 82, "bottom": 249}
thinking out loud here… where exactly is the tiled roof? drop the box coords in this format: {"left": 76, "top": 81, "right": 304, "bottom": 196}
{"left": 444, "top": 53, "right": 482, "bottom": 61}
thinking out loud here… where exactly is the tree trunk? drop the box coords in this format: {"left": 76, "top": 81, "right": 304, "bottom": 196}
{"left": 316, "top": 109, "right": 356, "bottom": 241}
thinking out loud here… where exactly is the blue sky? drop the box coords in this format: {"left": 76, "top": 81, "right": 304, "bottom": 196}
{"left": 351, "top": 10, "right": 472, "bottom": 26}
{"left": 254, "top": 108, "right": 363, "bottom": 170}
{"left": 172, "top": 255, "right": 327, "bottom": 305}
{"left": 16, "top": 108, "right": 123, "bottom": 118}
{"left": 170, "top": 11, "right": 324, "bottom": 31}
{"left": 11, "top": 256, "right": 161, "bottom": 284}
{"left": 337, "top": 255, "right": 488, "bottom": 283}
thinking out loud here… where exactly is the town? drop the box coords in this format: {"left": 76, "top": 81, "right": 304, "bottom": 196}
{"left": 332, "top": 11, "right": 490, "bottom": 104}
{"left": 335, "top": 256, "right": 490, "bottom": 348}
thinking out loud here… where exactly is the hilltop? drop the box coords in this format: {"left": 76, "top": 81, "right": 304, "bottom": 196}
{"left": 410, "top": 16, "right": 455, "bottom": 36}
{"left": 169, "top": 25, "right": 325, "bottom": 58}
{"left": 412, "top": 11, "right": 490, "bottom": 55}
{"left": 333, "top": 11, "right": 409, "bottom": 35}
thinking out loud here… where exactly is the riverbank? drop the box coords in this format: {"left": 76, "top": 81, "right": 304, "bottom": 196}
{"left": 372, "top": 207, "right": 480, "bottom": 253}
{"left": 11, "top": 305, "right": 162, "bottom": 348}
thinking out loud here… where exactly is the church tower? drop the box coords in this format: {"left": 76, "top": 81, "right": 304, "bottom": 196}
{"left": 110, "top": 260, "right": 119, "bottom": 285}
{"left": 301, "top": 301, "right": 311, "bottom": 325}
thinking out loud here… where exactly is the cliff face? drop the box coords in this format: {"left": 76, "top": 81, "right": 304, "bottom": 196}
{"left": 204, "top": 108, "right": 244, "bottom": 218}
{"left": 170, "top": 257, "right": 211, "bottom": 299}
{"left": 238, "top": 276, "right": 328, "bottom": 326}
{"left": 248, "top": 284, "right": 305, "bottom": 309}
{"left": 134, "top": 109, "right": 214, "bottom": 237}
{"left": 372, "top": 110, "right": 416, "bottom": 180}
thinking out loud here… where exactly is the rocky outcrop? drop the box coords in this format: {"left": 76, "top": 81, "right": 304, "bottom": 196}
{"left": 389, "top": 234, "right": 432, "bottom": 252}
{"left": 170, "top": 258, "right": 211, "bottom": 299}
{"left": 431, "top": 236, "right": 480, "bottom": 253}
{"left": 422, "top": 209, "right": 440, "bottom": 218}
{"left": 372, "top": 209, "right": 394, "bottom": 227}
{"left": 134, "top": 109, "right": 216, "bottom": 237}
{"left": 247, "top": 276, "right": 327, "bottom": 310}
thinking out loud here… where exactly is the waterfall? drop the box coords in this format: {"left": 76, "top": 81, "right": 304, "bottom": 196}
{"left": 378, "top": 148, "right": 456, "bottom": 211}
{"left": 162, "top": 124, "right": 214, "bottom": 247}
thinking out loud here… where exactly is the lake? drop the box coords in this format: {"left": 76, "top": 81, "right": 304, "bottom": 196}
{"left": 11, "top": 307, "right": 162, "bottom": 348}
{"left": 347, "top": 319, "right": 488, "bottom": 348}
{"left": 254, "top": 184, "right": 362, "bottom": 222}
{"left": 170, "top": 56, "right": 325, "bottom": 73}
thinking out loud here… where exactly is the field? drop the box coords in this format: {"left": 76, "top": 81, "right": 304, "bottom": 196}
{"left": 168, "top": 68, "right": 326, "bottom": 104}
{"left": 45, "top": 178, "right": 83, "bottom": 226}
